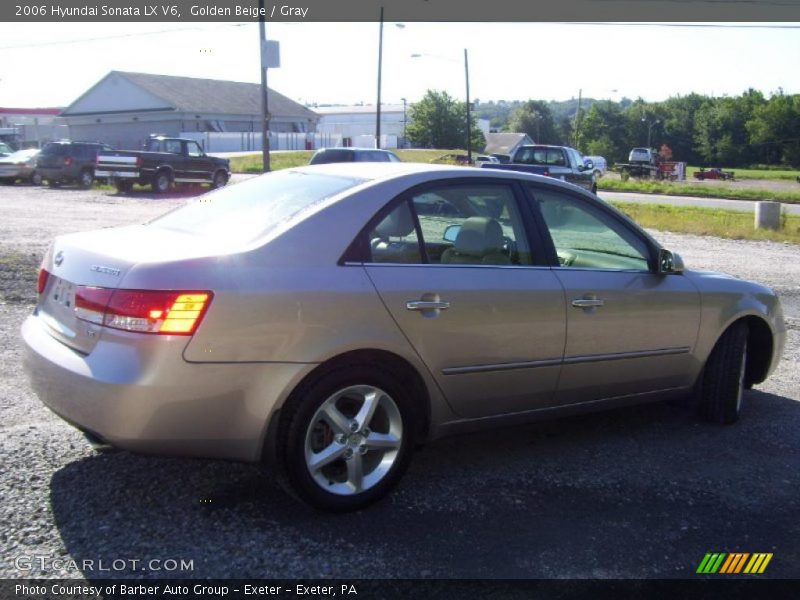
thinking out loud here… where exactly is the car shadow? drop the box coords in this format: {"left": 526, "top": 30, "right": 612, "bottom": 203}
{"left": 49, "top": 390, "right": 800, "bottom": 579}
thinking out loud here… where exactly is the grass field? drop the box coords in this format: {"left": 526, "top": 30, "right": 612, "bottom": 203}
{"left": 610, "top": 201, "right": 800, "bottom": 244}
{"left": 598, "top": 178, "right": 800, "bottom": 204}
{"left": 229, "top": 149, "right": 458, "bottom": 173}
{"left": 686, "top": 165, "right": 800, "bottom": 181}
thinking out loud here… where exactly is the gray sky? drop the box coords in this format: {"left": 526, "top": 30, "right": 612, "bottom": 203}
{"left": 1, "top": 22, "right": 799, "bottom": 108}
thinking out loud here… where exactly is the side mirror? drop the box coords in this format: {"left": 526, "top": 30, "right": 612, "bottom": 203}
{"left": 443, "top": 224, "right": 461, "bottom": 243}
{"left": 658, "top": 249, "right": 685, "bottom": 274}
{"left": 583, "top": 160, "right": 594, "bottom": 171}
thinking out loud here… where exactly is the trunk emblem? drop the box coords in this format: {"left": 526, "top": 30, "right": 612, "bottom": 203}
{"left": 90, "top": 265, "right": 121, "bottom": 277}
{"left": 54, "top": 251, "right": 64, "bottom": 266}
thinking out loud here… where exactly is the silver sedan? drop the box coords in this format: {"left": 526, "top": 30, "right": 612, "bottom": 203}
{"left": 22, "top": 163, "right": 786, "bottom": 511}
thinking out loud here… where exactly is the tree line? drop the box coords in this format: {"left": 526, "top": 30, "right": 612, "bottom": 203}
{"left": 408, "top": 89, "right": 800, "bottom": 168}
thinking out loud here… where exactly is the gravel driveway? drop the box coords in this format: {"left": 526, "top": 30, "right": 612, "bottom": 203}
{"left": 1, "top": 183, "right": 798, "bottom": 580}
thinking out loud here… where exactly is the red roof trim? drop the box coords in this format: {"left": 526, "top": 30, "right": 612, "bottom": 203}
{"left": 0, "top": 108, "right": 63, "bottom": 115}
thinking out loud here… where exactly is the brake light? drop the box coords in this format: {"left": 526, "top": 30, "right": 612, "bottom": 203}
{"left": 74, "top": 288, "right": 212, "bottom": 335}
{"left": 37, "top": 269, "right": 50, "bottom": 295}
{"left": 63, "top": 157, "right": 73, "bottom": 166}
{"left": 543, "top": 168, "right": 550, "bottom": 177}
{"left": 136, "top": 156, "right": 143, "bottom": 168}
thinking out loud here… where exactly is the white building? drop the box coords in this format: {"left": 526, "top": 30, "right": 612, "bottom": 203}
{"left": 315, "top": 104, "right": 407, "bottom": 149}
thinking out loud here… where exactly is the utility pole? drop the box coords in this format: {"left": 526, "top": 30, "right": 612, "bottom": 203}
{"left": 464, "top": 48, "right": 471, "bottom": 163}
{"left": 376, "top": 6, "right": 384, "bottom": 149}
{"left": 574, "top": 88, "right": 582, "bottom": 149}
{"left": 258, "top": 0, "right": 271, "bottom": 172}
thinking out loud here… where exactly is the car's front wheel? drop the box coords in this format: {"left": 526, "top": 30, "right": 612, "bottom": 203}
{"left": 698, "top": 322, "right": 749, "bottom": 424}
{"left": 212, "top": 170, "right": 228, "bottom": 189}
{"left": 278, "top": 366, "right": 416, "bottom": 511}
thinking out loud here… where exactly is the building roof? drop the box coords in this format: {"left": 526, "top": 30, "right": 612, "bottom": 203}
{"left": 483, "top": 132, "right": 534, "bottom": 155}
{"left": 63, "top": 71, "right": 318, "bottom": 120}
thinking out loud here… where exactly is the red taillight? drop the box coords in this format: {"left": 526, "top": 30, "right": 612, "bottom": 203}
{"left": 63, "top": 157, "right": 73, "bottom": 166}
{"left": 74, "top": 288, "right": 212, "bottom": 335}
{"left": 37, "top": 269, "right": 50, "bottom": 295}
{"left": 136, "top": 156, "right": 143, "bottom": 168}
{"left": 543, "top": 168, "right": 550, "bottom": 177}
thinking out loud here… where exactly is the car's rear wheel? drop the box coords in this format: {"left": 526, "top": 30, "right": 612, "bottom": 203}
{"left": 30, "top": 171, "right": 43, "bottom": 186}
{"left": 698, "top": 322, "right": 749, "bottom": 424}
{"left": 47, "top": 180, "right": 60, "bottom": 188}
{"left": 152, "top": 170, "right": 172, "bottom": 194}
{"left": 277, "top": 366, "right": 415, "bottom": 511}
{"left": 78, "top": 169, "right": 94, "bottom": 189}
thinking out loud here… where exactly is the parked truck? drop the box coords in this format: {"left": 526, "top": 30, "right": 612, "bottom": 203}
{"left": 95, "top": 135, "right": 230, "bottom": 194}
{"left": 480, "top": 144, "right": 597, "bottom": 193}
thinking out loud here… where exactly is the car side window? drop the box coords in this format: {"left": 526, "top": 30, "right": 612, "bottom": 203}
{"left": 367, "top": 201, "right": 423, "bottom": 264}
{"left": 164, "top": 140, "right": 182, "bottom": 154}
{"left": 186, "top": 142, "right": 203, "bottom": 157}
{"left": 413, "top": 184, "right": 532, "bottom": 266}
{"left": 530, "top": 186, "right": 650, "bottom": 271}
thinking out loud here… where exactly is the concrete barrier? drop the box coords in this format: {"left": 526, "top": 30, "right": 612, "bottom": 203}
{"left": 755, "top": 201, "right": 781, "bottom": 230}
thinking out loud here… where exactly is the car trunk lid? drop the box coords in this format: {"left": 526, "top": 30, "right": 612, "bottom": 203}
{"left": 38, "top": 225, "right": 221, "bottom": 353}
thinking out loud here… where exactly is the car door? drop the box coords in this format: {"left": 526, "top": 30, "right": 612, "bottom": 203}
{"left": 184, "top": 140, "right": 214, "bottom": 182}
{"left": 362, "top": 179, "right": 566, "bottom": 418}
{"left": 526, "top": 184, "right": 701, "bottom": 405}
{"left": 563, "top": 148, "right": 591, "bottom": 191}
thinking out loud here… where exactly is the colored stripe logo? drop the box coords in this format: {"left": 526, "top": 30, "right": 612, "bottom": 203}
{"left": 696, "top": 552, "right": 773, "bottom": 574}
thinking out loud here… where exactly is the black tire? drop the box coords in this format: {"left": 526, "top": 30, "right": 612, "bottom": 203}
{"left": 114, "top": 180, "right": 133, "bottom": 194}
{"left": 30, "top": 171, "right": 43, "bottom": 186}
{"left": 152, "top": 170, "right": 172, "bottom": 194}
{"left": 698, "top": 322, "right": 749, "bottom": 424}
{"left": 47, "top": 180, "right": 60, "bottom": 188}
{"left": 77, "top": 169, "right": 94, "bottom": 190}
{"left": 590, "top": 182, "right": 598, "bottom": 195}
{"left": 212, "top": 170, "right": 228, "bottom": 189}
{"left": 277, "top": 364, "right": 417, "bottom": 512}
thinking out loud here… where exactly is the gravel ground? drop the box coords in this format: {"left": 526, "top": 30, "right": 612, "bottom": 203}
{"left": 1, "top": 182, "right": 798, "bottom": 580}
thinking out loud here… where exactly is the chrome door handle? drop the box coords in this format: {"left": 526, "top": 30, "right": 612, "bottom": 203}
{"left": 571, "top": 298, "right": 605, "bottom": 308}
{"left": 406, "top": 301, "right": 451, "bottom": 311}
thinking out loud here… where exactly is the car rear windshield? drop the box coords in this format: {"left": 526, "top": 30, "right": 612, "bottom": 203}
{"left": 310, "top": 149, "right": 355, "bottom": 165}
{"left": 41, "top": 143, "right": 69, "bottom": 156}
{"left": 151, "top": 170, "right": 365, "bottom": 243}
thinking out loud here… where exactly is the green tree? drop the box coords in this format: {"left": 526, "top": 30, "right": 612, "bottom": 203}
{"left": 407, "top": 90, "right": 485, "bottom": 150}
{"left": 578, "top": 102, "right": 627, "bottom": 162}
{"left": 505, "top": 100, "right": 558, "bottom": 144}
{"left": 747, "top": 91, "right": 800, "bottom": 166}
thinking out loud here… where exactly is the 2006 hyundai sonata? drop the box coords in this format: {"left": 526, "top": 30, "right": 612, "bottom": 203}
{"left": 23, "top": 163, "right": 785, "bottom": 510}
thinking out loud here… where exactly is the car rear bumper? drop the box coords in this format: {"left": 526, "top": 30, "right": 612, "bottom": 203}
{"left": 39, "top": 167, "right": 75, "bottom": 181}
{"left": 21, "top": 313, "right": 311, "bottom": 462}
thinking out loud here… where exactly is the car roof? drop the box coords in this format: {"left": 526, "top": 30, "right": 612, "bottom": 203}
{"left": 290, "top": 161, "right": 592, "bottom": 191}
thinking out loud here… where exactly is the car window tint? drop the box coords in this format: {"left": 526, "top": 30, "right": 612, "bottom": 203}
{"left": 530, "top": 186, "right": 650, "bottom": 271}
{"left": 164, "top": 140, "right": 182, "bottom": 154}
{"left": 413, "top": 184, "right": 532, "bottom": 266}
{"left": 367, "top": 201, "right": 422, "bottom": 264}
{"left": 310, "top": 150, "right": 354, "bottom": 164}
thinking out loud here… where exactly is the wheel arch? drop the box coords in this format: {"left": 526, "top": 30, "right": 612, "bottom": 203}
{"left": 261, "top": 348, "right": 432, "bottom": 464}
{"left": 740, "top": 315, "right": 774, "bottom": 387}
